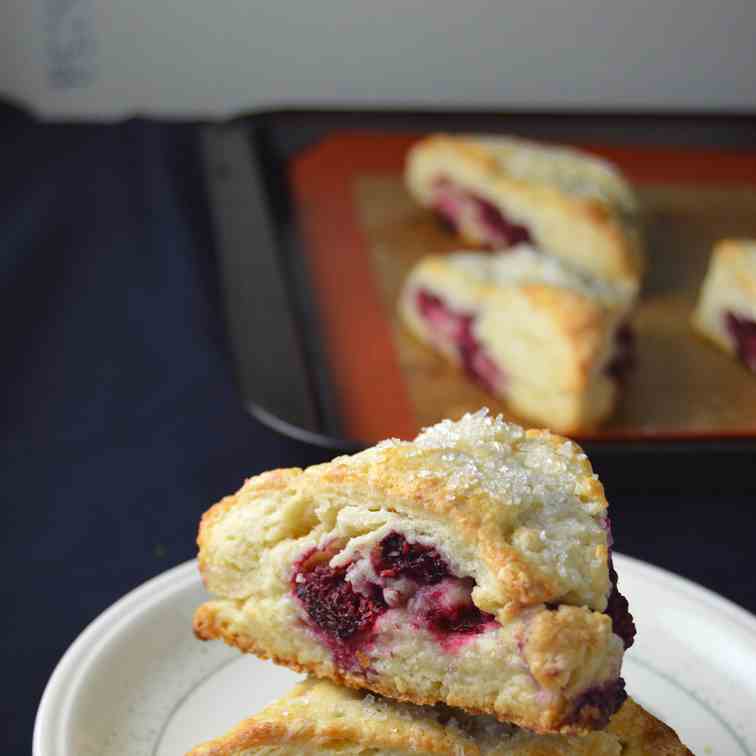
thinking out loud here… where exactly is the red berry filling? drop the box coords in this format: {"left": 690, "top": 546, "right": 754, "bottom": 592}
{"left": 291, "top": 533, "right": 496, "bottom": 669}
{"left": 725, "top": 311, "right": 756, "bottom": 372}
{"left": 566, "top": 678, "right": 627, "bottom": 729}
{"left": 415, "top": 290, "right": 503, "bottom": 393}
{"left": 606, "top": 556, "right": 636, "bottom": 649}
{"left": 605, "top": 322, "right": 635, "bottom": 383}
{"left": 292, "top": 551, "right": 387, "bottom": 670}
{"left": 432, "top": 177, "right": 533, "bottom": 249}
{"left": 372, "top": 531, "right": 450, "bottom": 584}
{"left": 598, "top": 518, "right": 635, "bottom": 649}
{"left": 412, "top": 578, "right": 495, "bottom": 637}
{"left": 294, "top": 564, "right": 386, "bottom": 641}
{"left": 372, "top": 535, "right": 496, "bottom": 644}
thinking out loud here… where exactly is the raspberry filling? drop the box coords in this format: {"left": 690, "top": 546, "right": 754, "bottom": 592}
{"left": 294, "top": 563, "right": 386, "bottom": 641}
{"left": 606, "top": 556, "right": 636, "bottom": 650}
{"left": 567, "top": 678, "right": 628, "bottom": 729}
{"left": 415, "top": 289, "right": 503, "bottom": 393}
{"left": 725, "top": 311, "right": 756, "bottom": 372}
{"left": 410, "top": 577, "right": 494, "bottom": 639}
{"left": 605, "top": 323, "right": 636, "bottom": 383}
{"left": 372, "top": 531, "right": 450, "bottom": 584}
{"left": 599, "top": 517, "right": 636, "bottom": 650}
{"left": 373, "top": 534, "right": 496, "bottom": 648}
{"left": 431, "top": 177, "right": 533, "bottom": 249}
{"left": 292, "top": 533, "right": 496, "bottom": 670}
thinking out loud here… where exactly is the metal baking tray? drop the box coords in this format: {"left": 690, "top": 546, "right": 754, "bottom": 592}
{"left": 199, "top": 109, "right": 756, "bottom": 495}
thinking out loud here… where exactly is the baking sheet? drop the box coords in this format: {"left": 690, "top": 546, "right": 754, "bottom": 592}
{"left": 355, "top": 177, "right": 756, "bottom": 438}
{"left": 290, "top": 131, "right": 756, "bottom": 443}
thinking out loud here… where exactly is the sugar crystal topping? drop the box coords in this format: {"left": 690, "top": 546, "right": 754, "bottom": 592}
{"left": 341, "top": 411, "right": 608, "bottom": 606}
{"left": 444, "top": 246, "right": 626, "bottom": 307}
{"left": 413, "top": 409, "right": 602, "bottom": 511}
{"left": 420, "top": 411, "right": 608, "bottom": 603}
{"left": 471, "top": 134, "right": 638, "bottom": 215}
{"left": 354, "top": 688, "right": 520, "bottom": 744}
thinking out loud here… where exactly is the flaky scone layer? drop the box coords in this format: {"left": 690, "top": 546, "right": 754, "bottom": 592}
{"left": 187, "top": 678, "right": 692, "bottom": 756}
{"left": 194, "top": 412, "right": 628, "bottom": 733}
{"left": 400, "top": 248, "right": 632, "bottom": 432}
{"left": 692, "top": 238, "right": 756, "bottom": 355}
{"left": 405, "top": 134, "right": 643, "bottom": 291}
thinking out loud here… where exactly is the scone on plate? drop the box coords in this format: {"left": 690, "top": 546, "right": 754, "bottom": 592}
{"left": 692, "top": 238, "right": 756, "bottom": 373}
{"left": 400, "top": 246, "right": 634, "bottom": 433}
{"left": 193, "top": 411, "right": 635, "bottom": 735}
{"left": 187, "top": 678, "right": 692, "bottom": 755}
{"left": 405, "top": 134, "right": 643, "bottom": 292}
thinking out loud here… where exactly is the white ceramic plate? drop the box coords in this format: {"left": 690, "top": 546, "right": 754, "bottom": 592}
{"left": 34, "top": 554, "right": 756, "bottom": 756}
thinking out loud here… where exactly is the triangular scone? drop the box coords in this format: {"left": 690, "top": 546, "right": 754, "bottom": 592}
{"left": 187, "top": 678, "right": 692, "bottom": 755}
{"left": 691, "top": 238, "right": 756, "bottom": 372}
{"left": 194, "top": 411, "right": 635, "bottom": 734}
{"left": 405, "top": 134, "right": 643, "bottom": 292}
{"left": 400, "top": 247, "right": 634, "bottom": 433}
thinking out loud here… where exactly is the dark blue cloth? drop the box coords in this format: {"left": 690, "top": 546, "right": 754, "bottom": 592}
{"left": 2, "top": 102, "right": 754, "bottom": 755}
{"left": 0, "top": 104, "right": 330, "bottom": 754}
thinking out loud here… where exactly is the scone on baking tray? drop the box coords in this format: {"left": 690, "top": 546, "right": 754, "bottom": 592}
{"left": 193, "top": 411, "right": 635, "bottom": 735}
{"left": 400, "top": 246, "right": 634, "bottom": 434}
{"left": 187, "top": 678, "right": 692, "bottom": 756}
{"left": 405, "top": 134, "right": 643, "bottom": 292}
{"left": 692, "top": 238, "right": 756, "bottom": 373}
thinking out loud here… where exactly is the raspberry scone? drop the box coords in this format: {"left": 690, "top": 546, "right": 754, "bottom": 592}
{"left": 400, "top": 246, "right": 635, "bottom": 433}
{"left": 187, "top": 678, "right": 692, "bottom": 755}
{"left": 193, "top": 411, "right": 635, "bottom": 734}
{"left": 692, "top": 239, "right": 756, "bottom": 373}
{"left": 405, "top": 134, "right": 643, "bottom": 292}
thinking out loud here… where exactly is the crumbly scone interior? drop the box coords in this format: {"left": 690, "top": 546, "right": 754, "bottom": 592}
{"left": 196, "top": 412, "right": 628, "bottom": 732}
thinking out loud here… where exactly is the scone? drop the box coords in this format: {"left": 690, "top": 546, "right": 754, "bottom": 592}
{"left": 400, "top": 246, "right": 634, "bottom": 433}
{"left": 193, "top": 411, "right": 635, "bottom": 734}
{"left": 692, "top": 238, "right": 756, "bottom": 372}
{"left": 405, "top": 134, "right": 643, "bottom": 292}
{"left": 187, "top": 678, "right": 692, "bottom": 755}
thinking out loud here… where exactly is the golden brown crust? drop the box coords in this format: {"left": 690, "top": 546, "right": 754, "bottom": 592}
{"left": 186, "top": 679, "right": 692, "bottom": 756}
{"left": 405, "top": 134, "right": 644, "bottom": 288}
{"left": 516, "top": 285, "right": 608, "bottom": 393}
{"left": 607, "top": 698, "right": 693, "bottom": 755}
{"left": 715, "top": 239, "right": 756, "bottom": 293}
{"left": 367, "top": 449, "right": 559, "bottom": 609}
{"left": 523, "top": 606, "right": 615, "bottom": 697}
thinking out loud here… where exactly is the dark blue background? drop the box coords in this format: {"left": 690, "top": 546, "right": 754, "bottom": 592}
{"left": 2, "top": 102, "right": 753, "bottom": 755}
